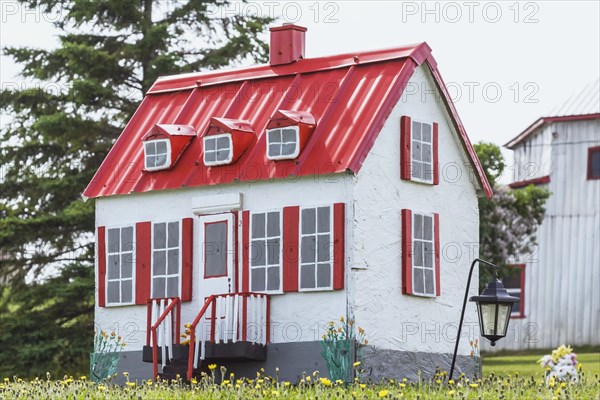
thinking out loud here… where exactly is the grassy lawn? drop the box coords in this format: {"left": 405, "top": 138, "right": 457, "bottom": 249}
{"left": 484, "top": 351, "right": 600, "bottom": 381}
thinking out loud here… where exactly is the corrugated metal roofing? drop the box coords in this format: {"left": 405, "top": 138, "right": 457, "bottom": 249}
{"left": 83, "top": 42, "right": 492, "bottom": 199}
{"left": 505, "top": 79, "right": 600, "bottom": 149}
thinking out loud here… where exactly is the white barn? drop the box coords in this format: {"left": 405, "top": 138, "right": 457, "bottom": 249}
{"left": 486, "top": 80, "right": 600, "bottom": 352}
{"left": 83, "top": 24, "right": 493, "bottom": 382}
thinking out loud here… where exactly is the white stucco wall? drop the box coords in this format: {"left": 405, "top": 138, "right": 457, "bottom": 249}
{"left": 95, "top": 175, "right": 353, "bottom": 351}
{"left": 349, "top": 64, "right": 481, "bottom": 357}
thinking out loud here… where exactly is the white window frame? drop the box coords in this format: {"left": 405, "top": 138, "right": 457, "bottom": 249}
{"left": 203, "top": 133, "right": 233, "bottom": 166}
{"left": 249, "top": 210, "right": 283, "bottom": 294}
{"left": 298, "top": 205, "right": 334, "bottom": 292}
{"left": 411, "top": 211, "right": 436, "bottom": 297}
{"left": 266, "top": 125, "right": 300, "bottom": 160}
{"left": 105, "top": 224, "right": 136, "bottom": 306}
{"left": 144, "top": 139, "right": 172, "bottom": 171}
{"left": 151, "top": 220, "right": 182, "bottom": 299}
{"left": 410, "top": 120, "right": 434, "bottom": 184}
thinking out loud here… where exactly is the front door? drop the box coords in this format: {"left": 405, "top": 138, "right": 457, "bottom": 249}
{"left": 198, "top": 213, "right": 236, "bottom": 297}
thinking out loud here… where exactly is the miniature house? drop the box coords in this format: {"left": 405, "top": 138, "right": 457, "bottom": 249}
{"left": 84, "top": 24, "right": 492, "bottom": 382}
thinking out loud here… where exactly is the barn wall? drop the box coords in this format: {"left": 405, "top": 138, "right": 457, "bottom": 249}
{"left": 349, "top": 64, "right": 481, "bottom": 363}
{"left": 511, "top": 125, "right": 553, "bottom": 182}
{"left": 486, "top": 118, "right": 600, "bottom": 351}
{"left": 95, "top": 175, "right": 353, "bottom": 351}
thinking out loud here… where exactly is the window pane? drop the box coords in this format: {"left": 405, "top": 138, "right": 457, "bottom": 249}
{"left": 108, "top": 228, "right": 120, "bottom": 253}
{"left": 107, "top": 281, "right": 120, "bottom": 303}
{"left": 216, "top": 149, "right": 230, "bottom": 161}
{"left": 121, "top": 251, "right": 134, "bottom": 270}
{"left": 155, "top": 141, "right": 166, "bottom": 154}
{"left": 317, "top": 234, "right": 331, "bottom": 262}
{"left": 166, "top": 277, "right": 178, "bottom": 297}
{"left": 422, "top": 123, "right": 432, "bottom": 142}
{"left": 317, "top": 263, "right": 331, "bottom": 288}
{"left": 251, "top": 267, "right": 266, "bottom": 292}
{"left": 252, "top": 213, "right": 265, "bottom": 238}
{"left": 121, "top": 257, "right": 133, "bottom": 279}
{"left": 413, "top": 241, "right": 423, "bottom": 267}
{"left": 121, "top": 280, "right": 132, "bottom": 303}
{"left": 205, "top": 138, "right": 216, "bottom": 151}
{"left": 414, "top": 214, "right": 423, "bottom": 239}
{"left": 205, "top": 222, "right": 227, "bottom": 277}
{"left": 145, "top": 142, "right": 156, "bottom": 155}
{"left": 412, "top": 140, "right": 422, "bottom": 161}
{"left": 422, "top": 144, "right": 432, "bottom": 163}
{"left": 154, "top": 223, "right": 166, "bottom": 249}
{"left": 146, "top": 156, "right": 156, "bottom": 168}
{"left": 317, "top": 207, "right": 330, "bottom": 233}
{"left": 412, "top": 162, "right": 422, "bottom": 180}
{"left": 300, "top": 264, "right": 315, "bottom": 289}
{"left": 168, "top": 222, "right": 179, "bottom": 247}
{"left": 413, "top": 268, "right": 424, "bottom": 294}
{"left": 301, "top": 236, "right": 316, "bottom": 263}
{"left": 205, "top": 151, "right": 216, "bottom": 163}
{"left": 281, "top": 143, "right": 296, "bottom": 156}
{"left": 217, "top": 137, "right": 229, "bottom": 150}
{"left": 268, "top": 144, "right": 280, "bottom": 157}
{"left": 107, "top": 255, "right": 119, "bottom": 279}
{"left": 267, "top": 266, "right": 280, "bottom": 291}
{"left": 424, "top": 269, "right": 434, "bottom": 295}
{"left": 302, "top": 208, "right": 316, "bottom": 234}
{"left": 251, "top": 240, "right": 266, "bottom": 266}
{"left": 266, "top": 212, "right": 280, "bottom": 236}
{"left": 154, "top": 250, "right": 166, "bottom": 275}
{"left": 155, "top": 154, "right": 167, "bottom": 166}
{"left": 282, "top": 128, "right": 296, "bottom": 142}
{"left": 153, "top": 277, "right": 165, "bottom": 298}
{"left": 267, "top": 238, "right": 280, "bottom": 265}
{"left": 269, "top": 129, "right": 282, "bottom": 144}
{"left": 167, "top": 249, "right": 179, "bottom": 275}
{"left": 591, "top": 150, "right": 600, "bottom": 177}
{"left": 424, "top": 216, "right": 433, "bottom": 240}
{"left": 424, "top": 242, "right": 433, "bottom": 268}
{"left": 121, "top": 227, "right": 134, "bottom": 251}
{"left": 503, "top": 272, "right": 521, "bottom": 289}
{"left": 412, "top": 121, "right": 422, "bottom": 140}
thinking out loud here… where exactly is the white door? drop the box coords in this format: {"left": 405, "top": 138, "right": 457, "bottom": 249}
{"left": 198, "top": 213, "right": 236, "bottom": 297}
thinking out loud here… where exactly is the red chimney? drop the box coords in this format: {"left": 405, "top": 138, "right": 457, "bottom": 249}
{"left": 269, "top": 24, "right": 307, "bottom": 66}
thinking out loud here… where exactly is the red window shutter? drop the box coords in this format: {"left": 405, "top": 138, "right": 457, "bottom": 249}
{"left": 181, "top": 218, "right": 194, "bottom": 301}
{"left": 401, "top": 209, "right": 413, "bottom": 294}
{"left": 97, "top": 226, "right": 106, "bottom": 307}
{"left": 434, "top": 213, "right": 441, "bottom": 296}
{"left": 241, "top": 210, "right": 250, "bottom": 292}
{"left": 433, "top": 122, "right": 439, "bottom": 185}
{"left": 333, "top": 203, "right": 345, "bottom": 290}
{"left": 135, "top": 222, "right": 151, "bottom": 305}
{"left": 400, "top": 116, "right": 412, "bottom": 181}
{"left": 282, "top": 206, "right": 299, "bottom": 292}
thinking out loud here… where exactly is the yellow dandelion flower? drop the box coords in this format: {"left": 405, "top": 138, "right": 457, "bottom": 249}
{"left": 306, "top": 376, "right": 311, "bottom": 382}
{"left": 469, "top": 383, "right": 478, "bottom": 388}
{"left": 448, "top": 389, "right": 456, "bottom": 396}
{"left": 284, "top": 381, "right": 291, "bottom": 387}
{"left": 360, "top": 383, "right": 366, "bottom": 388}
{"left": 208, "top": 364, "right": 217, "bottom": 370}
{"left": 448, "top": 379, "right": 454, "bottom": 385}
{"left": 399, "top": 383, "right": 406, "bottom": 388}
{"left": 378, "top": 389, "right": 389, "bottom": 397}
{"left": 272, "top": 390, "right": 279, "bottom": 397}
{"left": 126, "top": 381, "right": 135, "bottom": 387}
{"left": 320, "top": 377, "right": 332, "bottom": 386}
{"left": 353, "top": 361, "right": 361, "bottom": 367}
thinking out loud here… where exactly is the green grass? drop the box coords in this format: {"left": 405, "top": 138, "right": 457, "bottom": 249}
{"left": 484, "top": 352, "right": 600, "bottom": 381}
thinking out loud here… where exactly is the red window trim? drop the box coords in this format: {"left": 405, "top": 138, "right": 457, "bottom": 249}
{"left": 181, "top": 218, "right": 194, "bottom": 301}
{"left": 509, "top": 175, "right": 551, "bottom": 189}
{"left": 507, "top": 264, "right": 526, "bottom": 319}
{"left": 282, "top": 206, "right": 300, "bottom": 292}
{"left": 203, "top": 219, "right": 229, "bottom": 279}
{"left": 135, "top": 222, "right": 152, "bottom": 305}
{"left": 401, "top": 209, "right": 413, "bottom": 294}
{"left": 400, "top": 116, "right": 439, "bottom": 185}
{"left": 97, "top": 226, "right": 106, "bottom": 307}
{"left": 333, "top": 203, "right": 345, "bottom": 290}
{"left": 587, "top": 146, "right": 600, "bottom": 180}
{"left": 241, "top": 211, "right": 250, "bottom": 292}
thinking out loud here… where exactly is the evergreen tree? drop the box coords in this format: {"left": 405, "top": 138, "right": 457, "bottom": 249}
{"left": 0, "top": 0, "right": 272, "bottom": 377}
{"left": 474, "top": 142, "right": 551, "bottom": 288}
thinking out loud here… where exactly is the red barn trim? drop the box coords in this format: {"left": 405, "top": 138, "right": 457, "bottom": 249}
{"left": 433, "top": 213, "right": 441, "bottom": 296}
{"left": 282, "top": 206, "right": 300, "bottom": 292}
{"left": 241, "top": 211, "right": 250, "bottom": 292}
{"left": 135, "top": 222, "right": 152, "bottom": 305}
{"left": 97, "top": 226, "right": 106, "bottom": 307}
{"left": 401, "top": 209, "right": 413, "bottom": 294}
{"left": 509, "top": 175, "right": 550, "bottom": 189}
{"left": 432, "top": 122, "right": 439, "bottom": 185}
{"left": 181, "top": 218, "right": 194, "bottom": 301}
{"left": 400, "top": 116, "right": 412, "bottom": 181}
{"left": 333, "top": 203, "right": 345, "bottom": 290}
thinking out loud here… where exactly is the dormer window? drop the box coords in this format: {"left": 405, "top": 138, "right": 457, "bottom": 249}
{"left": 266, "top": 126, "right": 299, "bottom": 160}
{"left": 203, "top": 133, "right": 233, "bottom": 166}
{"left": 144, "top": 139, "right": 171, "bottom": 171}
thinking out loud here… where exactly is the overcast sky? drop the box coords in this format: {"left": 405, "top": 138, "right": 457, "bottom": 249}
{"left": 1, "top": 1, "right": 599, "bottom": 182}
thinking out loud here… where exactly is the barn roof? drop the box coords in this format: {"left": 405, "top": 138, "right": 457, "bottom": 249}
{"left": 83, "top": 41, "right": 492, "bottom": 199}
{"left": 505, "top": 79, "right": 600, "bottom": 149}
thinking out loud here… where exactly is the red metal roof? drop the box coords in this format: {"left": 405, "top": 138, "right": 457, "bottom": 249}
{"left": 83, "top": 42, "right": 492, "bottom": 199}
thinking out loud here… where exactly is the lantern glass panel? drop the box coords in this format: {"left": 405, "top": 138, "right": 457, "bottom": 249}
{"left": 496, "top": 303, "right": 512, "bottom": 336}
{"left": 478, "top": 303, "right": 497, "bottom": 336}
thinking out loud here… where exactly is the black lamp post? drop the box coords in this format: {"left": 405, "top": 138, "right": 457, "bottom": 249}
{"left": 448, "top": 258, "right": 519, "bottom": 380}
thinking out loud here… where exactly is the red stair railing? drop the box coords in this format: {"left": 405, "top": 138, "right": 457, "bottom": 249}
{"left": 147, "top": 297, "right": 181, "bottom": 380}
